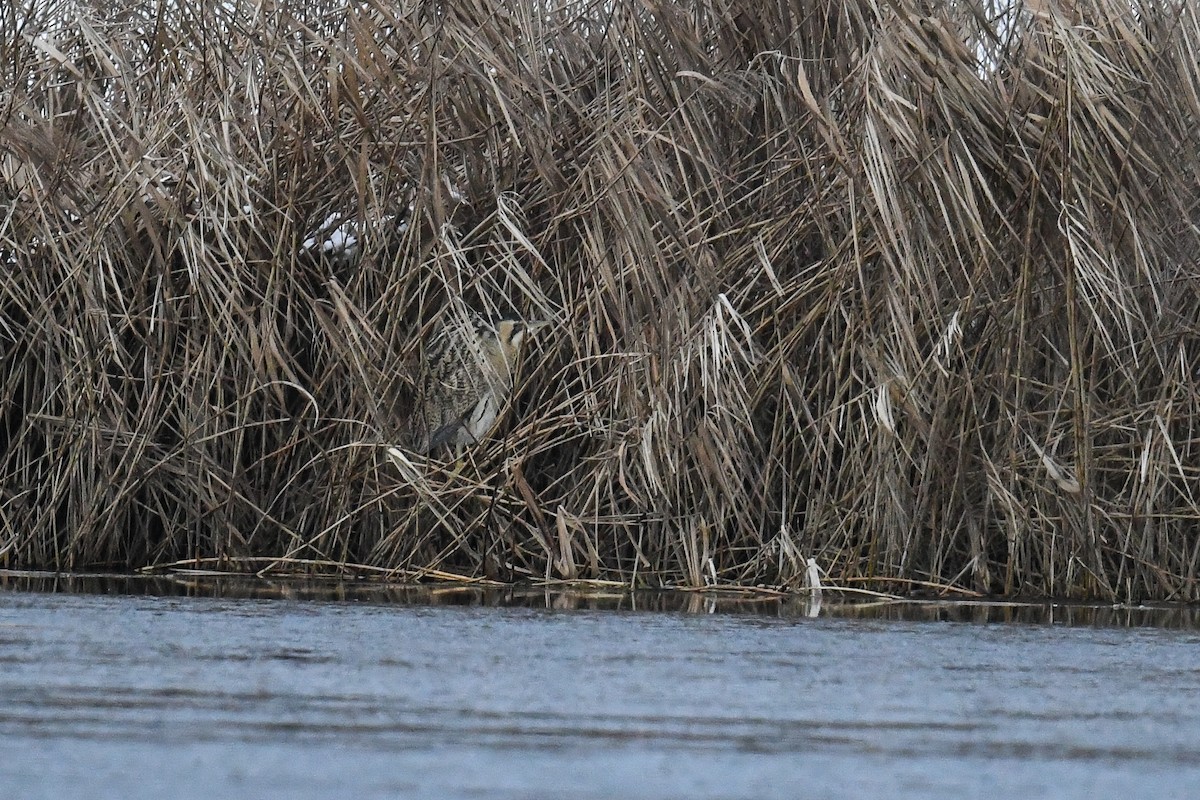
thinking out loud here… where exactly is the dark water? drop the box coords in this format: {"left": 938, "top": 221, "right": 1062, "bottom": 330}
{"left": 2, "top": 578, "right": 1199, "bottom": 799}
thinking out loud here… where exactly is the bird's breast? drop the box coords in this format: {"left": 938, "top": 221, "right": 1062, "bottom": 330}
{"left": 463, "top": 392, "right": 502, "bottom": 441}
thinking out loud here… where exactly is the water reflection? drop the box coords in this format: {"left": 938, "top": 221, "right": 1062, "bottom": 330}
{"left": 1, "top": 569, "right": 1197, "bottom": 628}
{"left": 3, "top": 572, "right": 1200, "bottom": 799}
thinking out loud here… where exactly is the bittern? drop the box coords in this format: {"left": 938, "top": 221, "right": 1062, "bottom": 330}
{"left": 406, "top": 312, "right": 547, "bottom": 460}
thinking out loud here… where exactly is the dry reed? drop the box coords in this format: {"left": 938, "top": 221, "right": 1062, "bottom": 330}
{"left": 2, "top": 0, "right": 1199, "bottom": 600}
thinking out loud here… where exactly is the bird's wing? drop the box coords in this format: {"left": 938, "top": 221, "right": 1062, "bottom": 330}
{"left": 425, "top": 421, "right": 460, "bottom": 452}
{"left": 423, "top": 392, "right": 487, "bottom": 452}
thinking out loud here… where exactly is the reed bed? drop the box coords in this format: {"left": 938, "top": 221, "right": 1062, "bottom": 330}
{"left": 2, "top": 0, "right": 1198, "bottom": 600}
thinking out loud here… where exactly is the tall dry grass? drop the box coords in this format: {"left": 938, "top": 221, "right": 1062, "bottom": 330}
{"left": 2, "top": 0, "right": 1198, "bottom": 599}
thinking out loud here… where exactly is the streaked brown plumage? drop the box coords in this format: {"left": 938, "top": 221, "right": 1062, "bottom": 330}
{"left": 407, "top": 313, "right": 546, "bottom": 459}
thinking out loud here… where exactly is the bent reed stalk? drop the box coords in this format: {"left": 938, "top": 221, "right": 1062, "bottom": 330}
{"left": 1, "top": 0, "right": 1198, "bottom": 600}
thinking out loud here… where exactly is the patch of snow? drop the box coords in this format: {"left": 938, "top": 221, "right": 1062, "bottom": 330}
{"left": 301, "top": 212, "right": 364, "bottom": 265}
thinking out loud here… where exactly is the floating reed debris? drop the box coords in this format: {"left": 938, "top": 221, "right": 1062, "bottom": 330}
{"left": 2, "top": 1, "right": 1199, "bottom": 601}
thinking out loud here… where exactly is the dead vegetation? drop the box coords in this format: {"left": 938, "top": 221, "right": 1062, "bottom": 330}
{"left": 2, "top": 0, "right": 1199, "bottom": 600}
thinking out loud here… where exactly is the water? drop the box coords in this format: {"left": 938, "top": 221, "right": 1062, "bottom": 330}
{"left": 2, "top": 581, "right": 1199, "bottom": 799}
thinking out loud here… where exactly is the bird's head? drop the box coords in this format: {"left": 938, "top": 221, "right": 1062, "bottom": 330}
{"left": 494, "top": 318, "right": 549, "bottom": 356}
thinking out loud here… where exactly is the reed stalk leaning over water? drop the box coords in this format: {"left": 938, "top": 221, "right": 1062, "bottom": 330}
{"left": 1, "top": 0, "right": 1198, "bottom": 600}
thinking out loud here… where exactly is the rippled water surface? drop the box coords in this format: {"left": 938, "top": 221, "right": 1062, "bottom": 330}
{"left": 2, "top": 577, "right": 1199, "bottom": 799}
